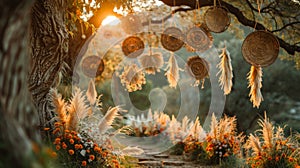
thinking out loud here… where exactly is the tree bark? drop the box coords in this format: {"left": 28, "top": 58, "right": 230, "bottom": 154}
{"left": 0, "top": 0, "right": 40, "bottom": 166}
{"left": 28, "top": 0, "right": 69, "bottom": 132}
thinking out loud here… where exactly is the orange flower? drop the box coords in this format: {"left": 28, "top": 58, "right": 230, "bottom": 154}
{"left": 94, "top": 147, "right": 101, "bottom": 153}
{"left": 62, "top": 142, "right": 67, "bottom": 149}
{"left": 54, "top": 138, "right": 61, "bottom": 145}
{"left": 51, "top": 152, "right": 57, "bottom": 158}
{"left": 75, "top": 144, "right": 80, "bottom": 150}
{"left": 268, "top": 157, "right": 272, "bottom": 161}
{"left": 102, "top": 152, "right": 107, "bottom": 157}
{"left": 288, "top": 157, "right": 294, "bottom": 162}
{"left": 86, "top": 149, "right": 90, "bottom": 153}
{"left": 64, "top": 130, "right": 70, "bottom": 133}
{"left": 53, "top": 128, "right": 60, "bottom": 134}
{"left": 71, "top": 131, "right": 77, "bottom": 135}
{"left": 68, "top": 149, "right": 74, "bottom": 155}
{"left": 44, "top": 127, "right": 50, "bottom": 131}
{"left": 89, "top": 155, "right": 95, "bottom": 161}
{"left": 66, "top": 134, "right": 72, "bottom": 139}
{"left": 56, "top": 145, "right": 61, "bottom": 150}
{"left": 69, "top": 139, "right": 74, "bottom": 144}
{"left": 81, "top": 161, "right": 87, "bottom": 166}
{"left": 276, "top": 156, "right": 280, "bottom": 161}
{"left": 54, "top": 122, "right": 61, "bottom": 127}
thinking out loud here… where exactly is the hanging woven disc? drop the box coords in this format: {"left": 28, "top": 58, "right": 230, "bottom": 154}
{"left": 204, "top": 6, "right": 230, "bottom": 33}
{"left": 81, "top": 55, "right": 105, "bottom": 78}
{"left": 185, "top": 25, "right": 213, "bottom": 52}
{"left": 120, "top": 14, "right": 143, "bottom": 34}
{"left": 187, "top": 56, "right": 209, "bottom": 81}
{"left": 161, "top": 27, "right": 184, "bottom": 52}
{"left": 242, "top": 30, "right": 279, "bottom": 67}
{"left": 122, "top": 36, "right": 145, "bottom": 58}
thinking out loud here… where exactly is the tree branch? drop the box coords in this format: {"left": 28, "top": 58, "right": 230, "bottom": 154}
{"left": 142, "top": 7, "right": 193, "bottom": 26}
{"left": 271, "top": 21, "right": 300, "bottom": 33}
{"left": 160, "top": 0, "right": 300, "bottom": 55}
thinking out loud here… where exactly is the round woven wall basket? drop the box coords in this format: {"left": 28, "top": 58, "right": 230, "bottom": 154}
{"left": 242, "top": 30, "right": 279, "bottom": 67}
{"left": 185, "top": 25, "right": 213, "bottom": 52}
{"left": 122, "top": 36, "right": 145, "bottom": 58}
{"left": 161, "top": 27, "right": 184, "bottom": 52}
{"left": 187, "top": 56, "right": 209, "bottom": 80}
{"left": 204, "top": 6, "right": 230, "bottom": 33}
{"left": 81, "top": 55, "right": 105, "bottom": 78}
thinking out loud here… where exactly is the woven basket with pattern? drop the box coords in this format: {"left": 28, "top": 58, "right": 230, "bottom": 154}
{"left": 242, "top": 30, "right": 279, "bottom": 67}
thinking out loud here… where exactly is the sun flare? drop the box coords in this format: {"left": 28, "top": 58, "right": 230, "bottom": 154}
{"left": 101, "top": 15, "right": 120, "bottom": 26}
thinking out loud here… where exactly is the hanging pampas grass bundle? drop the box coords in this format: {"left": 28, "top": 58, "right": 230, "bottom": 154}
{"left": 247, "top": 65, "right": 263, "bottom": 108}
{"left": 165, "top": 53, "right": 180, "bottom": 88}
{"left": 217, "top": 47, "right": 233, "bottom": 95}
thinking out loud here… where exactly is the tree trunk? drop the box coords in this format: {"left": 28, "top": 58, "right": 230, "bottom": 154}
{"left": 28, "top": 0, "right": 69, "bottom": 132}
{"left": 0, "top": 0, "right": 40, "bottom": 167}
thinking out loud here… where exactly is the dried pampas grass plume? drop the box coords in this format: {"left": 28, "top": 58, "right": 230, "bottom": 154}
{"left": 98, "top": 106, "right": 126, "bottom": 134}
{"left": 247, "top": 65, "right": 264, "bottom": 108}
{"left": 165, "top": 53, "right": 180, "bottom": 88}
{"left": 86, "top": 79, "right": 97, "bottom": 105}
{"left": 217, "top": 46, "right": 233, "bottom": 95}
{"left": 49, "top": 88, "right": 67, "bottom": 124}
{"left": 67, "top": 88, "right": 89, "bottom": 131}
{"left": 258, "top": 112, "right": 274, "bottom": 148}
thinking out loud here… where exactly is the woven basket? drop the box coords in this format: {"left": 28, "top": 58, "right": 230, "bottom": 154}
{"left": 204, "top": 6, "right": 230, "bottom": 33}
{"left": 161, "top": 27, "right": 184, "bottom": 52}
{"left": 185, "top": 25, "right": 213, "bottom": 52}
{"left": 81, "top": 55, "right": 104, "bottom": 78}
{"left": 187, "top": 56, "right": 209, "bottom": 80}
{"left": 242, "top": 30, "right": 279, "bottom": 67}
{"left": 122, "top": 36, "right": 145, "bottom": 58}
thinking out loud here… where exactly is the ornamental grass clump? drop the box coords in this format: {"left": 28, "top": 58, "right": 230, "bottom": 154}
{"left": 204, "top": 114, "right": 245, "bottom": 165}
{"left": 245, "top": 112, "right": 300, "bottom": 168}
{"left": 47, "top": 79, "right": 123, "bottom": 167}
{"left": 123, "top": 110, "right": 170, "bottom": 137}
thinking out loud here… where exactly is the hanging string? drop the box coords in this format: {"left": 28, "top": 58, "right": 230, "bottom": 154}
{"left": 196, "top": 0, "right": 201, "bottom": 25}
{"left": 148, "top": 14, "right": 153, "bottom": 55}
{"left": 172, "top": 0, "right": 176, "bottom": 27}
{"left": 214, "top": 0, "right": 216, "bottom": 7}
{"left": 81, "top": 21, "right": 86, "bottom": 39}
